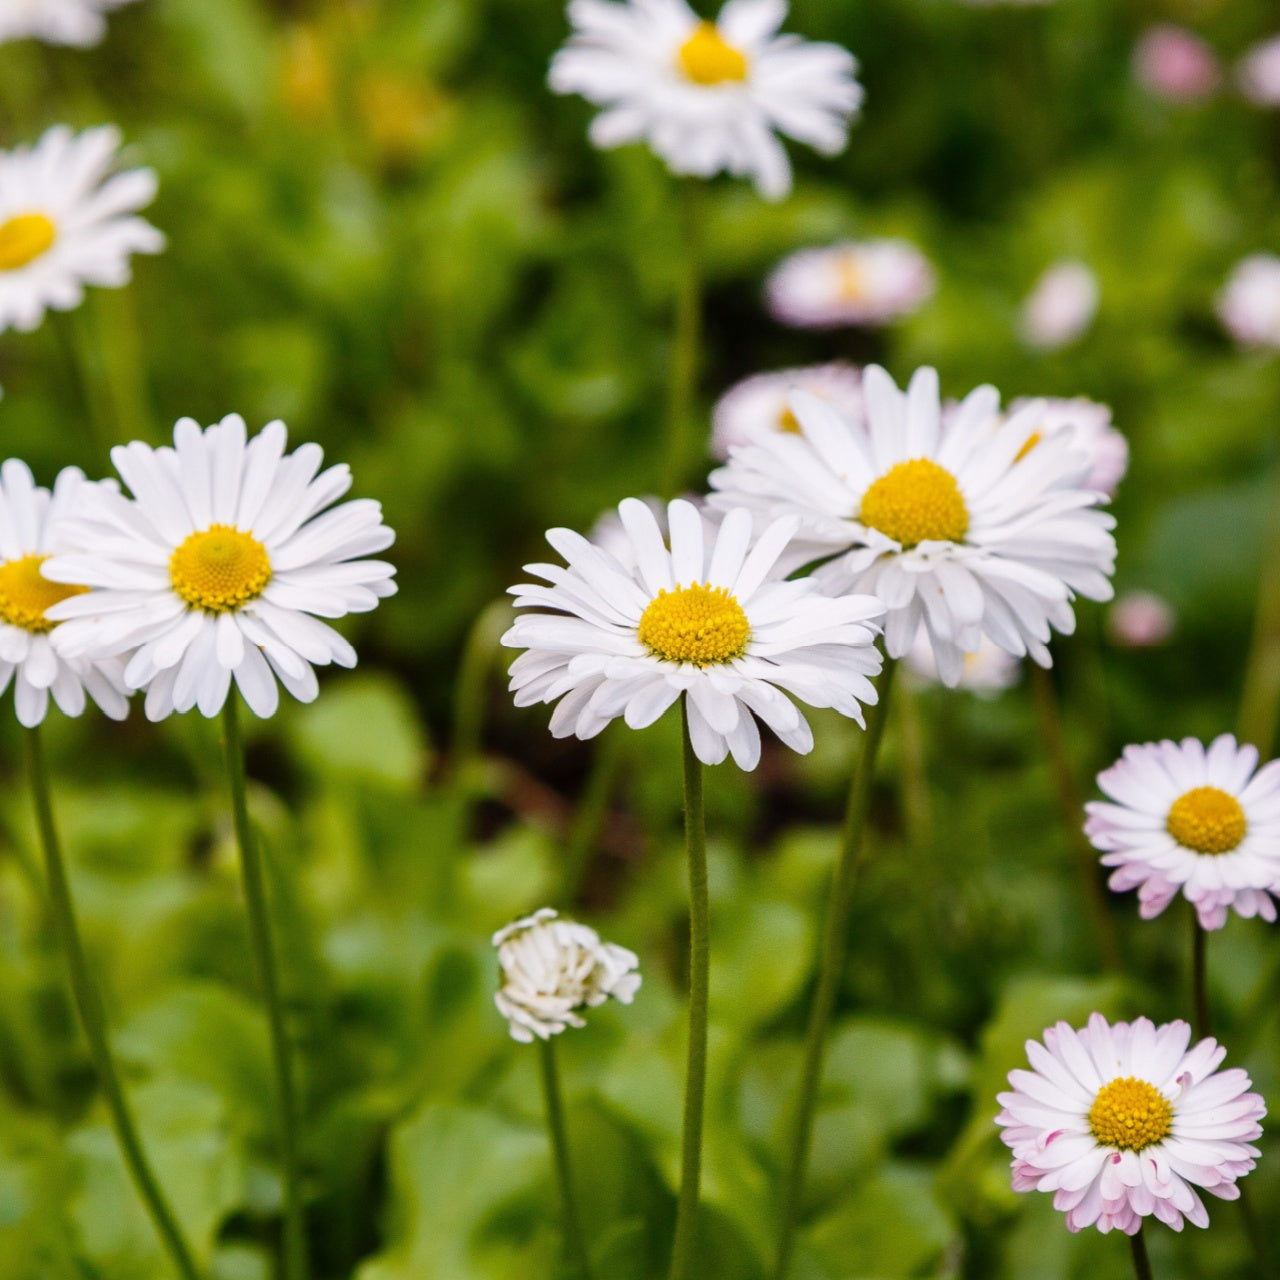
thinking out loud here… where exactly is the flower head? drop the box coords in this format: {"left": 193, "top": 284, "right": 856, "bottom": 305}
{"left": 1007, "top": 397, "right": 1127, "bottom": 497}
{"left": 996, "top": 1013, "right": 1265, "bottom": 1234}
{"left": 1086, "top": 734, "right": 1280, "bottom": 930}
{"left": 503, "top": 496, "right": 884, "bottom": 769}
{"left": 765, "top": 240, "right": 934, "bottom": 328}
{"left": 493, "top": 907, "right": 641, "bottom": 1042}
{"left": 0, "top": 125, "right": 163, "bottom": 334}
{"left": 0, "top": 460, "right": 128, "bottom": 727}
{"left": 1133, "top": 26, "right": 1220, "bottom": 102}
{"left": 708, "top": 365, "right": 1116, "bottom": 685}
{"left": 44, "top": 415, "right": 396, "bottom": 721}
{"left": 0, "top": 0, "right": 138, "bottom": 47}
{"left": 711, "top": 362, "right": 862, "bottom": 458}
{"left": 1106, "top": 590, "right": 1175, "bottom": 649}
{"left": 1217, "top": 254, "right": 1280, "bottom": 349}
{"left": 1237, "top": 35, "right": 1280, "bottom": 108}
{"left": 1020, "top": 261, "right": 1099, "bottom": 350}
{"left": 548, "top": 0, "right": 862, "bottom": 200}
{"left": 903, "top": 627, "right": 1019, "bottom": 695}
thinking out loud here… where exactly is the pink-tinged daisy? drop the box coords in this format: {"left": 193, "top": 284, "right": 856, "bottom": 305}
{"left": 1020, "top": 260, "right": 1099, "bottom": 350}
{"left": 1085, "top": 735, "right": 1280, "bottom": 930}
{"left": 996, "top": 1013, "right": 1265, "bottom": 1235}
{"left": 711, "top": 362, "right": 862, "bottom": 458}
{"left": 503, "top": 496, "right": 884, "bottom": 770}
{"left": 1007, "top": 397, "right": 1128, "bottom": 498}
{"left": 1237, "top": 34, "right": 1280, "bottom": 108}
{"left": 1217, "top": 254, "right": 1280, "bottom": 349}
{"left": 43, "top": 415, "right": 396, "bottom": 721}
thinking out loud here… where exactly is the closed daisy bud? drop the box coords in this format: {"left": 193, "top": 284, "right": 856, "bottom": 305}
{"left": 493, "top": 908, "right": 641, "bottom": 1042}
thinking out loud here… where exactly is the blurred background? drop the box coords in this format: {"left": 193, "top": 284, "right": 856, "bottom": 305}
{"left": 2, "top": 0, "right": 1280, "bottom": 1276}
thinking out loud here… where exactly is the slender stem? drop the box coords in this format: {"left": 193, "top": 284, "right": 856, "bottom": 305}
{"left": 668, "top": 700, "right": 709, "bottom": 1280}
{"left": 663, "top": 181, "right": 702, "bottom": 494}
{"left": 24, "top": 726, "right": 201, "bottom": 1280}
{"left": 1190, "top": 909, "right": 1210, "bottom": 1040}
{"left": 538, "top": 1038, "right": 594, "bottom": 1280}
{"left": 55, "top": 309, "right": 115, "bottom": 467}
{"left": 1236, "top": 1183, "right": 1272, "bottom": 1276}
{"left": 222, "top": 697, "right": 307, "bottom": 1280}
{"left": 1128, "top": 1226, "right": 1154, "bottom": 1280}
{"left": 1237, "top": 453, "right": 1280, "bottom": 756}
{"left": 1029, "top": 663, "right": 1123, "bottom": 973}
{"left": 560, "top": 729, "right": 624, "bottom": 903}
{"left": 773, "top": 660, "right": 897, "bottom": 1280}
{"left": 452, "top": 597, "right": 513, "bottom": 785}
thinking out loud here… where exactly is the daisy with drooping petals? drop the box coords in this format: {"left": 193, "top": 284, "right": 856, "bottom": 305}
{"left": 548, "top": 0, "right": 862, "bottom": 200}
{"left": 503, "top": 497, "right": 884, "bottom": 769}
{"left": 0, "top": 0, "right": 138, "bottom": 48}
{"left": 765, "top": 239, "right": 934, "bottom": 328}
{"left": 0, "top": 460, "right": 129, "bottom": 728}
{"left": 43, "top": 415, "right": 396, "bottom": 722}
{"left": 494, "top": 907, "right": 641, "bottom": 1042}
{"left": 711, "top": 362, "right": 862, "bottom": 458}
{"left": 0, "top": 125, "right": 164, "bottom": 334}
{"left": 1085, "top": 735, "right": 1280, "bottom": 930}
{"left": 708, "top": 365, "right": 1117, "bottom": 685}
{"left": 997, "top": 1013, "right": 1265, "bottom": 1235}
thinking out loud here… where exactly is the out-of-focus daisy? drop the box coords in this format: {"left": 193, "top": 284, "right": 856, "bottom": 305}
{"left": 1020, "top": 261, "right": 1099, "bottom": 350}
{"left": 0, "top": 125, "right": 163, "bottom": 335}
{"left": 765, "top": 239, "right": 934, "bottom": 328}
{"left": 0, "top": 460, "right": 128, "bottom": 728}
{"left": 1008, "top": 397, "right": 1128, "bottom": 497}
{"left": 1217, "top": 254, "right": 1280, "bottom": 349}
{"left": 903, "top": 627, "right": 1019, "bottom": 695}
{"left": 503, "top": 497, "right": 884, "bottom": 769}
{"left": 1133, "top": 26, "right": 1220, "bottom": 102}
{"left": 43, "top": 415, "right": 396, "bottom": 722}
{"left": 493, "top": 907, "right": 641, "bottom": 1042}
{"left": 1237, "top": 35, "right": 1280, "bottom": 107}
{"left": 708, "top": 365, "right": 1117, "bottom": 685}
{"left": 996, "top": 1013, "right": 1265, "bottom": 1234}
{"left": 1086, "top": 734, "right": 1280, "bottom": 930}
{"left": 548, "top": 0, "right": 862, "bottom": 200}
{"left": 0, "top": 0, "right": 138, "bottom": 47}
{"left": 711, "top": 362, "right": 862, "bottom": 458}
{"left": 1107, "top": 590, "right": 1175, "bottom": 649}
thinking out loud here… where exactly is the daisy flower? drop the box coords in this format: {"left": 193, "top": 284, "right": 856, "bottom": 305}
{"left": 0, "top": 0, "right": 138, "bottom": 48}
{"left": 1133, "top": 26, "right": 1220, "bottom": 103}
{"left": 996, "top": 1013, "right": 1265, "bottom": 1235}
{"left": 1085, "top": 734, "right": 1280, "bottom": 930}
{"left": 765, "top": 239, "right": 934, "bottom": 328}
{"left": 494, "top": 907, "right": 641, "bottom": 1042}
{"left": 0, "top": 125, "right": 163, "bottom": 335}
{"left": 43, "top": 415, "right": 396, "bottom": 722}
{"left": 708, "top": 364, "right": 1117, "bottom": 685}
{"left": 503, "top": 496, "right": 884, "bottom": 770}
{"left": 711, "top": 362, "right": 862, "bottom": 458}
{"left": 1020, "top": 260, "right": 1099, "bottom": 350}
{"left": 547, "top": 0, "right": 862, "bottom": 200}
{"left": 1007, "top": 397, "right": 1128, "bottom": 497}
{"left": 1106, "top": 590, "right": 1175, "bottom": 649}
{"left": 1217, "top": 254, "right": 1280, "bottom": 349}
{"left": 1237, "top": 35, "right": 1280, "bottom": 108}
{"left": 0, "top": 460, "right": 128, "bottom": 728}
{"left": 902, "top": 627, "right": 1019, "bottom": 695}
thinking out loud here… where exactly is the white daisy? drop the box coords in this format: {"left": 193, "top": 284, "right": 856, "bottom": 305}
{"left": 548, "top": 0, "right": 862, "bottom": 200}
{"left": 711, "top": 362, "right": 862, "bottom": 458}
{"left": 0, "top": 125, "right": 163, "bottom": 335}
{"left": 1020, "top": 260, "right": 1099, "bottom": 350}
{"left": 903, "top": 627, "right": 1019, "bottom": 695}
{"left": 764, "top": 239, "right": 934, "bottom": 328}
{"left": 996, "top": 1013, "right": 1265, "bottom": 1235}
{"left": 1085, "top": 735, "right": 1280, "bottom": 930}
{"left": 1217, "top": 254, "right": 1280, "bottom": 349}
{"left": 43, "top": 415, "right": 396, "bottom": 722}
{"left": 0, "top": 0, "right": 138, "bottom": 47}
{"left": 503, "top": 496, "right": 884, "bottom": 770}
{"left": 1237, "top": 34, "right": 1280, "bottom": 108}
{"left": 0, "top": 460, "right": 129, "bottom": 728}
{"left": 493, "top": 907, "right": 641, "bottom": 1043}
{"left": 1007, "top": 396, "right": 1128, "bottom": 497}
{"left": 708, "top": 365, "right": 1117, "bottom": 685}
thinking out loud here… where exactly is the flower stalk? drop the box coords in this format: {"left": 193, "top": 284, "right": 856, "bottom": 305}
{"left": 538, "top": 1037, "right": 594, "bottom": 1280}
{"left": 663, "top": 181, "right": 702, "bottom": 493}
{"left": 1129, "top": 1226, "right": 1154, "bottom": 1280}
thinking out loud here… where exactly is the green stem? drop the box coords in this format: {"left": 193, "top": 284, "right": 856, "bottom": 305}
{"left": 452, "top": 597, "right": 513, "bottom": 786}
{"left": 1236, "top": 1183, "right": 1272, "bottom": 1276}
{"left": 1029, "top": 663, "right": 1123, "bottom": 973}
{"left": 773, "top": 660, "right": 896, "bottom": 1280}
{"left": 663, "top": 181, "right": 702, "bottom": 494}
{"left": 1237, "top": 455, "right": 1280, "bottom": 756}
{"left": 1129, "top": 1225, "right": 1154, "bottom": 1280}
{"left": 221, "top": 697, "right": 307, "bottom": 1280}
{"left": 560, "top": 728, "right": 624, "bottom": 903}
{"left": 24, "top": 726, "right": 200, "bottom": 1280}
{"left": 668, "top": 700, "right": 709, "bottom": 1280}
{"left": 1190, "top": 909, "right": 1210, "bottom": 1040}
{"left": 538, "top": 1037, "right": 594, "bottom": 1280}
{"left": 55, "top": 309, "right": 115, "bottom": 467}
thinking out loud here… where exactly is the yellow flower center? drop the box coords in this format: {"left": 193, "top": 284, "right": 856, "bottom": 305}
{"left": 0, "top": 212, "right": 57, "bottom": 272}
{"left": 1014, "top": 429, "right": 1043, "bottom": 462}
{"left": 169, "top": 525, "right": 272, "bottom": 613}
{"left": 637, "top": 582, "right": 750, "bottom": 666}
{"left": 1088, "top": 1076, "right": 1173, "bottom": 1152}
{"left": 0, "top": 554, "right": 88, "bottom": 633}
{"left": 837, "top": 252, "right": 866, "bottom": 301}
{"left": 1166, "top": 786, "right": 1247, "bottom": 855}
{"left": 859, "top": 458, "right": 969, "bottom": 548}
{"left": 677, "top": 21, "right": 748, "bottom": 85}
{"left": 777, "top": 406, "right": 802, "bottom": 434}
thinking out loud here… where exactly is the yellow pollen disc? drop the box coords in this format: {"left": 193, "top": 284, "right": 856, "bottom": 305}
{"left": 859, "top": 458, "right": 969, "bottom": 548}
{"left": 1088, "top": 1076, "right": 1173, "bottom": 1152}
{"left": 1166, "top": 786, "right": 1247, "bottom": 855}
{"left": 837, "top": 252, "right": 866, "bottom": 301}
{"left": 637, "top": 582, "right": 750, "bottom": 666}
{"left": 1014, "top": 429, "right": 1042, "bottom": 462}
{"left": 0, "top": 213, "right": 57, "bottom": 272}
{"left": 0, "top": 554, "right": 87, "bottom": 633}
{"left": 778, "top": 406, "right": 802, "bottom": 434}
{"left": 169, "top": 525, "right": 272, "bottom": 613}
{"left": 677, "top": 21, "right": 748, "bottom": 86}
